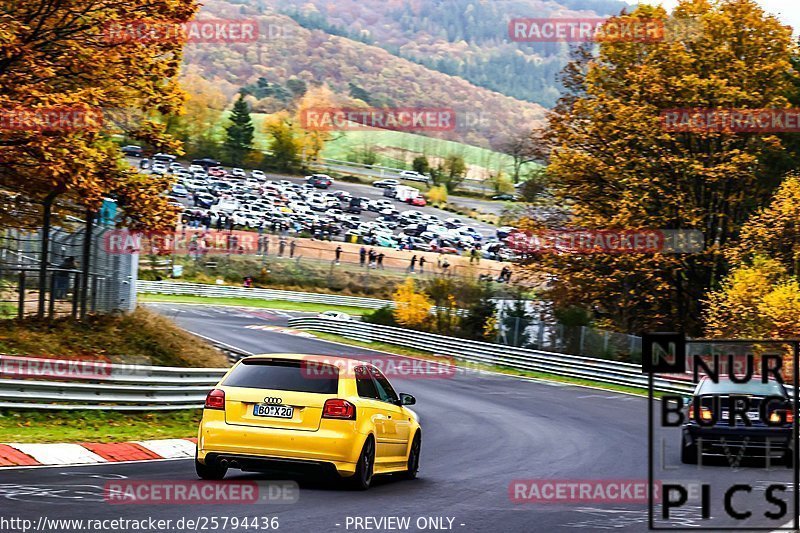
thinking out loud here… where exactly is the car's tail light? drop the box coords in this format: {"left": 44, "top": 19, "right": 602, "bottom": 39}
{"left": 322, "top": 399, "right": 356, "bottom": 420}
{"left": 205, "top": 389, "right": 225, "bottom": 410}
{"left": 688, "top": 404, "right": 713, "bottom": 421}
{"left": 770, "top": 410, "right": 795, "bottom": 424}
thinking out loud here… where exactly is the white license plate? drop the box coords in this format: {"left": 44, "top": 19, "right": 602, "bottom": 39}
{"left": 720, "top": 411, "right": 760, "bottom": 420}
{"left": 253, "top": 404, "right": 294, "bottom": 419}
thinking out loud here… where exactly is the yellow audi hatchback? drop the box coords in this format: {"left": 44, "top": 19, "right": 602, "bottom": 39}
{"left": 196, "top": 354, "right": 421, "bottom": 489}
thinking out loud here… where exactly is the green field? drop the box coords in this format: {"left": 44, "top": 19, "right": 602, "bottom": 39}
{"left": 249, "top": 112, "right": 537, "bottom": 179}
{"left": 0, "top": 410, "right": 201, "bottom": 443}
{"left": 138, "top": 293, "right": 375, "bottom": 315}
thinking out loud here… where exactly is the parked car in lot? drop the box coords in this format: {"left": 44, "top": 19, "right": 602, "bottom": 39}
{"left": 410, "top": 196, "right": 427, "bottom": 206}
{"left": 497, "top": 226, "right": 516, "bottom": 239}
{"left": 492, "top": 193, "right": 520, "bottom": 201}
{"left": 196, "top": 354, "right": 421, "bottom": 489}
{"left": 194, "top": 192, "right": 216, "bottom": 208}
{"left": 151, "top": 163, "right": 168, "bottom": 175}
{"left": 121, "top": 145, "right": 143, "bottom": 157}
{"left": 231, "top": 168, "right": 246, "bottom": 178}
{"left": 251, "top": 169, "right": 266, "bottom": 180}
{"left": 192, "top": 158, "right": 221, "bottom": 169}
{"left": 153, "top": 152, "right": 177, "bottom": 164}
{"left": 171, "top": 183, "right": 189, "bottom": 198}
{"left": 208, "top": 167, "right": 226, "bottom": 177}
{"left": 399, "top": 170, "right": 428, "bottom": 182}
{"left": 373, "top": 179, "right": 399, "bottom": 189}
{"left": 307, "top": 174, "right": 333, "bottom": 189}
{"left": 346, "top": 198, "right": 363, "bottom": 214}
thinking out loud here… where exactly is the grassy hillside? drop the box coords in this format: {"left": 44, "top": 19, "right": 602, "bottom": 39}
{"left": 0, "top": 308, "right": 228, "bottom": 368}
{"left": 183, "top": 1, "right": 546, "bottom": 151}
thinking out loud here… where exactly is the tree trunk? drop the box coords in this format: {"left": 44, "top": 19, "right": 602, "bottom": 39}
{"left": 37, "top": 190, "right": 59, "bottom": 319}
{"left": 80, "top": 210, "right": 95, "bottom": 320}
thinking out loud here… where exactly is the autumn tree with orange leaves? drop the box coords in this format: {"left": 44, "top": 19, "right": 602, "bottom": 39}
{"left": 0, "top": 0, "right": 199, "bottom": 317}
{"left": 525, "top": 0, "right": 799, "bottom": 336}
{"left": 0, "top": 0, "right": 198, "bottom": 229}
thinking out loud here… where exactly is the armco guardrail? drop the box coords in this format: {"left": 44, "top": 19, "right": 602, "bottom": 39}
{"left": 0, "top": 341, "right": 248, "bottom": 410}
{"left": 137, "top": 281, "right": 393, "bottom": 310}
{"left": 287, "top": 318, "right": 696, "bottom": 395}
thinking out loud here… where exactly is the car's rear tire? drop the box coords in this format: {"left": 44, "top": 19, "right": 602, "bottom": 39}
{"left": 348, "top": 437, "right": 375, "bottom": 490}
{"left": 403, "top": 433, "right": 421, "bottom": 480}
{"left": 195, "top": 458, "right": 228, "bottom": 480}
{"left": 681, "top": 441, "right": 698, "bottom": 464}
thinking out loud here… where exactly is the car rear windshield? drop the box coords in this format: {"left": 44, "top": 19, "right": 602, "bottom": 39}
{"left": 698, "top": 379, "right": 786, "bottom": 397}
{"left": 223, "top": 359, "right": 338, "bottom": 394}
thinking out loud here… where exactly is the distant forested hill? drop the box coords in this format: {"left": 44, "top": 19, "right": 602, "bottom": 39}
{"left": 184, "top": 0, "right": 630, "bottom": 148}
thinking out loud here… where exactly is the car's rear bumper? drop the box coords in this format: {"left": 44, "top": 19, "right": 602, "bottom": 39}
{"left": 197, "top": 418, "right": 365, "bottom": 476}
{"left": 684, "top": 425, "right": 793, "bottom": 457}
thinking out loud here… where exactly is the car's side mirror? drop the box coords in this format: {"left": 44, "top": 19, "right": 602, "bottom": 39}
{"left": 399, "top": 393, "right": 416, "bottom": 406}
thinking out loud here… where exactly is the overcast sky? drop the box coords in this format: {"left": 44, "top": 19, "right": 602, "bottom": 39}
{"left": 633, "top": 0, "right": 800, "bottom": 33}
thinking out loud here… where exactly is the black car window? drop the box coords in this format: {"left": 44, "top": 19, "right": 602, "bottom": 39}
{"left": 697, "top": 378, "right": 787, "bottom": 397}
{"left": 355, "top": 366, "right": 380, "bottom": 399}
{"left": 370, "top": 368, "right": 399, "bottom": 404}
{"left": 223, "top": 359, "right": 338, "bottom": 394}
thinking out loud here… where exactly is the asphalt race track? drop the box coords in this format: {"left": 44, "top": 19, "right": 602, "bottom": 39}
{"left": 0, "top": 303, "right": 795, "bottom": 532}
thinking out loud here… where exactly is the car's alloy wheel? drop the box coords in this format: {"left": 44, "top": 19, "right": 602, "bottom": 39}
{"left": 404, "top": 434, "right": 421, "bottom": 480}
{"left": 350, "top": 437, "right": 375, "bottom": 490}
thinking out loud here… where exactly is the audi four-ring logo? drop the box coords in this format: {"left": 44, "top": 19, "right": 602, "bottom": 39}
{"left": 264, "top": 397, "right": 282, "bottom": 404}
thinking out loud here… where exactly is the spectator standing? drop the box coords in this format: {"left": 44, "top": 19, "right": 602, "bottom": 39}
{"left": 409, "top": 255, "right": 418, "bottom": 273}
{"left": 377, "top": 252, "right": 384, "bottom": 269}
{"left": 470, "top": 247, "right": 480, "bottom": 264}
{"left": 359, "top": 246, "right": 367, "bottom": 266}
{"left": 368, "top": 248, "right": 377, "bottom": 268}
{"left": 290, "top": 240, "right": 296, "bottom": 258}
{"left": 54, "top": 256, "right": 76, "bottom": 299}
{"left": 419, "top": 256, "right": 426, "bottom": 274}
{"left": 278, "top": 237, "right": 287, "bottom": 257}
{"left": 335, "top": 245, "right": 342, "bottom": 265}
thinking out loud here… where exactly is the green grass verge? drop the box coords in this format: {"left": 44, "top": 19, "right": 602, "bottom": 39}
{"left": 0, "top": 409, "right": 200, "bottom": 443}
{"left": 138, "top": 293, "right": 375, "bottom": 316}
{"left": 308, "top": 330, "right": 651, "bottom": 397}
{"left": 0, "top": 308, "right": 227, "bottom": 368}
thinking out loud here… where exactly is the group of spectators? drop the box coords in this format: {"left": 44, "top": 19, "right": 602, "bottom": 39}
{"left": 358, "top": 246, "right": 386, "bottom": 269}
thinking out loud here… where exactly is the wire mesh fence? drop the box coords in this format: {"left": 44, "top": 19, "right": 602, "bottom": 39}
{"left": 129, "top": 227, "right": 508, "bottom": 280}
{"left": 0, "top": 226, "right": 137, "bottom": 319}
{"left": 496, "top": 312, "right": 642, "bottom": 362}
